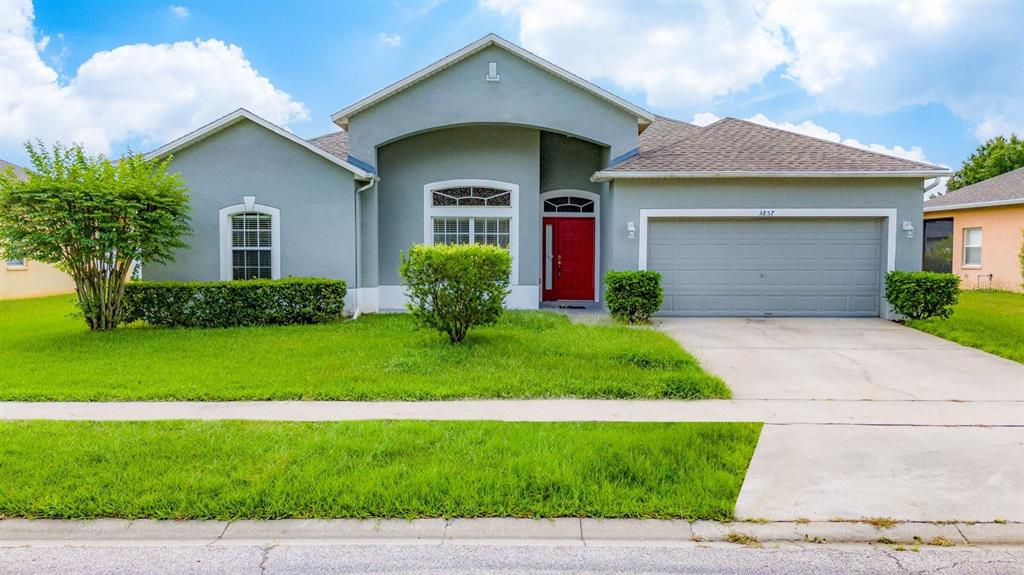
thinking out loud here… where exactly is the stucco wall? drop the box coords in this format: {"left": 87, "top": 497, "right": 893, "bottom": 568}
{"left": 346, "top": 45, "right": 639, "bottom": 166}
{"left": 607, "top": 177, "right": 925, "bottom": 277}
{"left": 145, "top": 120, "right": 359, "bottom": 293}
{"left": 925, "top": 205, "right": 1024, "bottom": 292}
{"left": 0, "top": 260, "right": 75, "bottom": 300}
{"left": 539, "top": 132, "right": 604, "bottom": 195}
{"left": 375, "top": 125, "right": 540, "bottom": 288}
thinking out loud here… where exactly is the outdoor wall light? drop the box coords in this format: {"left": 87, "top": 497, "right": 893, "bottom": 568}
{"left": 627, "top": 221, "right": 636, "bottom": 239}
{"left": 902, "top": 220, "right": 914, "bottom": 238}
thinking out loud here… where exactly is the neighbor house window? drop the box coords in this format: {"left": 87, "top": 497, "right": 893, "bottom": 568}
{"left": 6, "top": 258, "right": 25, "bottom": 268}
{"left": 231, "top": 212, "right": 273, "bottom": 280}
{"left": 963, "top": 227, "right": 982, "bottom": 267}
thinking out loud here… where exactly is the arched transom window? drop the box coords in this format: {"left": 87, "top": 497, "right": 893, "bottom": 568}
{"left": 543, "top": 195, "right": 594, "bottom": 213}
{"left": 231, "top": 212, "right": 273, "bottom": 280}
{"left": 431, "top": 186, "right": 511, "bottom": 207}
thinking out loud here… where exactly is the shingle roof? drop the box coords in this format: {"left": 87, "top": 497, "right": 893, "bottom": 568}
{"left": 601, "top": 117, "right": 947, "bottom": 178}
{"left": 925, "top": 167, "right": 1024, "bottom": 210}
{"left": 307, "top": 130, "right": 348, "bottom": 160}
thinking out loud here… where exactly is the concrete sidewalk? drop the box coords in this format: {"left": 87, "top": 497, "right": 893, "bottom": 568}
{"left": 2, "top": 518, "right": 1021, "bottom": 546}
{"left": 2, "top": 399, "right": 1021, "bottom": 426}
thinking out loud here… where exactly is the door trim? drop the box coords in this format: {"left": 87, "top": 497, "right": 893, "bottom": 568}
{"left": 540, "top": 190, "right": 600, "bottom": 302}
{"left": 637, "top": 208, "right": 899, "bottom": 318}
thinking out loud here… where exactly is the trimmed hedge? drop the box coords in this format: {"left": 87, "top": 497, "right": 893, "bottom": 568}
{"left": 123, "top": 278, "right": 347, "bottom": 328}
{"left": 605, "top": 270, "right": 663, "bottom": 324}
{"left": 399, "top": 243, "right": 511, "bottom": 343}
{"left": 884, "top": 270, "right": 960, "bottom": 320}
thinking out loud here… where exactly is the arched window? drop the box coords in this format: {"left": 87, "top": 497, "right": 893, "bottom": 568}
{"left": 219, "top": 200, "right": 280, "bottom": 281}
{"left": 543, "top": 195, "right": 594, "bottom": 213}
{"left": 424, "top": 179, "right": 519, "bottom": 285}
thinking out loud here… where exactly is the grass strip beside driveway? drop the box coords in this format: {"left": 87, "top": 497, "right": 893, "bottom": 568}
{"left": 906, "top": 290, "right": 1024, "bottom": 364}
{"left": 0, "top": 296, "right": 728, "bottom": 401}
{"left": 0, "top": 420, "right": 761, "bottom": 521}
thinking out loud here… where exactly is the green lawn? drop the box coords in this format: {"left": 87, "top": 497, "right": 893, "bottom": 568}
{"left": 906, "top": 290, "right": 1024, "bottom": 364}
{"left": 0, "top": 295, "right": 728, "bottom": 401}
{"left": 0, "top": 420, "right": 761, "bottom": 520}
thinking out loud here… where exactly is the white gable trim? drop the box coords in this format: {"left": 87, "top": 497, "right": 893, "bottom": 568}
{"left": 146, "top": 109, "right": 375, "bottom": 180}
{"left": 331, "top": 34, "right": 655, "bottom": 129}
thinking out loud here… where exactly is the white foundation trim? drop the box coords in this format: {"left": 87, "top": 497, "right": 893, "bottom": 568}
{"left": 637, "top": 208, "right": 899, "bottom": 318}
{"left": 423, "top": 179, "right": 520, "bottom": 285}
{"left": 359, "top": 285, "right": 540, "bottom": 312}
{"left": 540, "top": 189, "right": 601, "bottom": 302}
{"left": 218, "top": 202, "right": 281, "bottom": 281}
{"left": 355, "top": 287, "right": 380, "bottom": 314}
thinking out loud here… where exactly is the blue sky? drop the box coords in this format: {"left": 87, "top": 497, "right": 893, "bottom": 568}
{"left": 3, "top": 0, "right": 1022, "bottom": 178}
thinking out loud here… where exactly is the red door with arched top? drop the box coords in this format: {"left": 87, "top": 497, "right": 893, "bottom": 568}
{"left": 542, "top": 217, "right": 595, "bottom": 301}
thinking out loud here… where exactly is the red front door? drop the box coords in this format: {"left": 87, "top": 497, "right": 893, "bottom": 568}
{"left": 543, "top": 217, "right": 595, "bottom": 301}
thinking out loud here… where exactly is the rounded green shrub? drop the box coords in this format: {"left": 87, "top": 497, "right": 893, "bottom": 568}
{"left": 884, "top": 270, "right": 960, "bottom": 320}
{"left": 604, "top": 270, "right": 663, "bottom": 324}
{"left": 399, "top": 243, "right": 512, "bottom": 343}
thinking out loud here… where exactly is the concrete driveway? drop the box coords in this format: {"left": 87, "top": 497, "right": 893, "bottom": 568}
{"left": 658, "top": 317, "right": 1024, "bottom": 523}
{"left": 658, "top": 317, "right": 1024, "bottom": 401}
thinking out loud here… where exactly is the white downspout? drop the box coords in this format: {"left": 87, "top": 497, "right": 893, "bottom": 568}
{"left": 352, "top": 177, "right": 378, "bottom": 320}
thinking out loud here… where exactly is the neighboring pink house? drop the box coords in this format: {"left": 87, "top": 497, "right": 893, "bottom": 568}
{"left": 923, "top": 168, "right": 1024, "bottom": 292}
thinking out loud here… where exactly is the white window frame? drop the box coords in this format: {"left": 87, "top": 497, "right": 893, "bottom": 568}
{"left": 962, "top": 227, "right": 982, "bottom": 268}
{"left": 540, "top": 189, "right": 601, "bottom": 302}
{"left": 424, "top": 179, "right": 519, "bottom": 285}
{"left": 5, "top": 258, "right": 27, "bottom": 270}
{"left": 219, "top": 198, "right": 281, "bottom": 281}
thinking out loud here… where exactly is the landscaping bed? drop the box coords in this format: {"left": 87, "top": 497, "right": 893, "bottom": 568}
{"left": 906, "top": 290, "right": 1024, "bottom": 364}
{"left": 0, "top": 420, "right": 761, "bottom": 520}
{"left": 0, "top": 296, "right": 729, "bottom": 400}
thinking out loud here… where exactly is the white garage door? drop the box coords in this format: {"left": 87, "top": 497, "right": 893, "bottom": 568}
{"left": 648, "top": 218, "right": 884, "bottom": 316}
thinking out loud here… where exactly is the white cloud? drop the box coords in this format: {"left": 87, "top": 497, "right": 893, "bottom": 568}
{"left": 481, "top": 0, "right": 789, "bottom": 108}
{"left": 0, "top": 0, "right": 308, "bottom": 157}
{"left": 377, "top": 33, "right": 402, "bottom": 48}
{"left": 760, "top": 1, "right": 1023, "bottom": 139}
{"left": 169, "top": 5, "right": 190, "bottom": 19}
{"left": 484, "top": 0, "right": 1024, "bottom": 141}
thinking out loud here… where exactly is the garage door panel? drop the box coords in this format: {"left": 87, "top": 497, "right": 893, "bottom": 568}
{"left": 649, "top": 218, "right": 883, "bottom": 317}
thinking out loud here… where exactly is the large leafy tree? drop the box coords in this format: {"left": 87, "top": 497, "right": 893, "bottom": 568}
{"left": 946, "top": 134, "right": 1024, "bottom": 192}
{"left": 0, "top": 142, "right": 191, "bottom": 330}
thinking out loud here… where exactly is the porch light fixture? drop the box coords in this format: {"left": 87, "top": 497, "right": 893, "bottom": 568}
{"left": 902, "top": 220, "right": 914, "bottom": 238}
{"left": 627, "top": 221, "right": 635, "bottom": 239}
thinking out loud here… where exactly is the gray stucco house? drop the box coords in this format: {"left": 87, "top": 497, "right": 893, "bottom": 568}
{"left": 145, "top": 34, "right": 948, "bottom": 317}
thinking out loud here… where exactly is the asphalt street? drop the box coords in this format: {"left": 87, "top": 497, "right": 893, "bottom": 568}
{"left": 1, "top": 543, "right": 1020, "bottom": 574}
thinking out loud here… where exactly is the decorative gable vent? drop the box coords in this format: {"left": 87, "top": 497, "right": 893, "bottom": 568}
{"left": 486, "top": 62, "right": 500, "bottom": 82}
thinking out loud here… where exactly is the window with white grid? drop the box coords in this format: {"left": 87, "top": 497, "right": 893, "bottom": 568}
{"left": 231, "top": 212, "right": 272, "bottom": 280}
{"left": 432, "top": 217, "right": 510, "bottom": 248}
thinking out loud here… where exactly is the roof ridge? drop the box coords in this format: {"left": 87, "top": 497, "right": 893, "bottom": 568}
{"left": 721, "top": 117, "right": 944, "bottom": 171}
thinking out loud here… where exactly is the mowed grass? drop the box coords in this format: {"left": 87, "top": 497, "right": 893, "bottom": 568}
{"left": 0, "top": 420, "right": 762, "bottom": 520}
{"left": 906, "top": 290, "right": 1024, "bottom": 364}
{"left": 0, "top": 295, "right": 728, "bottom": 401}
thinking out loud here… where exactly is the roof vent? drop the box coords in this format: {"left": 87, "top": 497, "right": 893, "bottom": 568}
{"left": 486, "top": 62, "right": 500, "bottom": 82}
